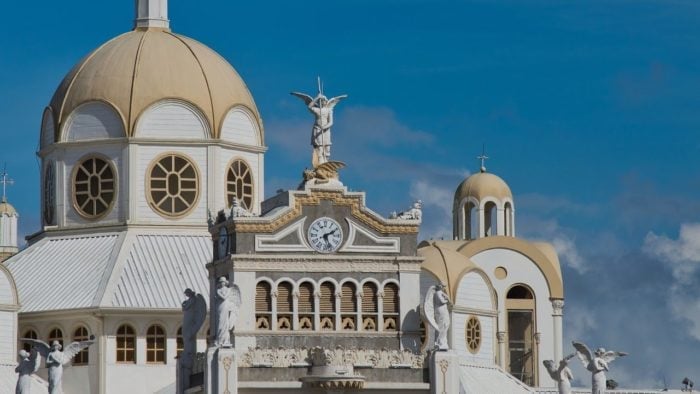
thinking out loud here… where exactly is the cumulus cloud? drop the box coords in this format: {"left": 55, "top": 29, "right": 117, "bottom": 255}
{"left": 518, "top": 215, "right": 588, "bottom": 274}
{"left": 644, "top": 223, "right": 700, "bottom": 340}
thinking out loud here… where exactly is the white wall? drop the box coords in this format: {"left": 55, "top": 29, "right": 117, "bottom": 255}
{"left": 136, "top": 101, "right": 209, "bottom": 140}
{"left": 220, "top": 106, "right": 261, "bottom": 146}
{"left": 0, "top": 311, "right": 16, "bottom": 363}
{"left": 62, "top": 101, "right": 125, "bottom": 142}
{"left": 452, "top": 313, "right": 494, "bottom": 365}
{"left": 470, "top": 248, "right": 556, "bottom": 386}
{"left": 0, "top": 212, "right": 18, "bottom": 248}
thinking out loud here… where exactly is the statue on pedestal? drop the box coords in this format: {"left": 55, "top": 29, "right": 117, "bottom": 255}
{"left": 15, "top": 349, "right": 40, "bottom": 394}
{"left": 573, "top": 341, "right": 627, "bottom": 394}
{"left": 215, "top": 276, "right": 241, "bottom": 347}
{"left": 543, "top": 353, "right": 576, "bottom": 394}
{"left": 291, "top": 79, "right": 347, "bottom": 167}
{"left": 22, "top": 336, "right": 95, "bottom": 394}
{"left": 422, "top": 284, "right": 451, "bottom": 351}
{"left": 181, "top": 288, "right": 207, "bottom": 391}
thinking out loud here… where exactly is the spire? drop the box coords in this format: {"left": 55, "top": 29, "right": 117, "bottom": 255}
{"left": 0, "top": 167, "right": 13, "bottom": 203}
{"left": 477, "top": 145, "right": 489, "bottom": 173}
{"left": 134, "top": 0, "right": 169, "bottom": 30}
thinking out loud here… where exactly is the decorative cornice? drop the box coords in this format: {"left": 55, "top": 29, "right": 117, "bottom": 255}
{"left": 233, "top": 190, "right": 419, "bottom": 234}
{"left": 226, "top": 255, "right": 423, "bottom": 273}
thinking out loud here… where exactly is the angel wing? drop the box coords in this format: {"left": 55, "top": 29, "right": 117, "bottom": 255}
{"left": 563, "top": 352, "right": 576, "bottom": 364}
{"left": 290, "top": 92, "right": 314, "bottom": 105}
{"left": 572, "top": 341, "right": 593, "bottom": 369}
{"left": 62, "top": 336, "right": 95, "bottom": 365}
{"left": 21, "top": 338, "right": 51, "bottom": 358}
{"left": 421, "top": 286, "right": 439, "bottom": 331}
{"left": 193, "top": 294, "right": 207, "bottom": 332}
{"left": 326, "top": 95, "right": 348, "bottom": 108}
{"left": 230, "top": 284, "right": 242, "bottom": 307}
{"left": 542, "top": 360, "right": 558, "bottom": 380}
{"left": 601, "top": 350, "right": 628, "bottom": 364}
{"left": 315, "top": 160, "right": 346, "bottom": 173}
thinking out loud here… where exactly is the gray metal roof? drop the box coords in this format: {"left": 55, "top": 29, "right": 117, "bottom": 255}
{"left": 4, "top": 231, "right": 212, "bottom": 313}
{"left": 111, "top": 234, "right": 211, "bottom": 309}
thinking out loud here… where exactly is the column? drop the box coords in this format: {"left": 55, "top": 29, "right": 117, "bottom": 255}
{"left": 551, "top": 299, "right": 564, "bottom": 362}
{"left": 377, "top": 290, "right": 384, "bottom": 332}
{"left": 497, "top": 331, "right": 507, "bottom": 369}
{"left": 292, "top": 289, "right": 299, "bottom": 330}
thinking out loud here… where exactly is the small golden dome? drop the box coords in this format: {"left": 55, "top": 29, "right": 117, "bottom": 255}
{"left": 453, "top": 171, "right": 512, "bottom": 207}
{"left": 0, "top": 200, "right": 17, "bottom": 216}
{"left": 47, "top": 28, "right": 262, "bottom": 142}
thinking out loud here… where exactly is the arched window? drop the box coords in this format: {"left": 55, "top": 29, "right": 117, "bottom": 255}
{"left": 176, "top": 327, "right": 184, "bottom": 356}
{"left": 226, "top": 159, "right": 254, "bottom": 210}
{"left": 361, "top": 282, "right": 378, "bottom": 331}
{"left": 484, "top": 201, "right": 497, "bottom": 237}
{"left": 255, "top": 282, "right": 272, "bottom": 330}
{"left": 319, "top": 282, "right": 335, "bottom": 330}
{"left": 464, "top": 201, "right": 478, "bottom": 240}
{"left": 340, "top": 282, "right": 357, "bottom": 330}
{"left": 506, "top": 285, "right": 536, "bottom": 386}
{"left": 298, "top": 282, "right": 314, "bottom": 331}
{"left": 147, "top": 153, "right": 200, "bottom": 217}
{"left": 276, "top": 282, "right": 293, "bottom": 330}
{"left": 72, "top": 156, "right": 117, "bottom": 219}
{"left": 465, "top": 316, "right": 482, "bottom": 354}
{"left": 48, "top": 328, "right": 64, "bottom": 348}
{"left": 73, "top": 326, "right": 90, "bottom": 365}
{"left": 383, "top": 283, "right": 399, "bottom": 331}
{"left": 22, "top": 330, "right": 38, "bottom": 352}
{"left": 146, "top": 325, "right": 166, "bottom": 364}
{"left": 116, "top": 324, "right": 136, "bottom": 363}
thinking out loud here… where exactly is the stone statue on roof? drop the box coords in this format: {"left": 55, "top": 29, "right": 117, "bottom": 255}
{"left": 573, "top": 341, "right": 627, "bottom": 394}
{"left": 215, "top": 276, "right": 241, "bottom": 347}
{"left": 543, "top": 353, "right": 576, "bottom": 394}
{"left": 291, "top": 78, "right": 347, "bottom": 167}
{"left": 15, "top": 348, "right": 40, "bottom": 394}
{"left": 422, "top": 283, "right": 451, "bottom": 351}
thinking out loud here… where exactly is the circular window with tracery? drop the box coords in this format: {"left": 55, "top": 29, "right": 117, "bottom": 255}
{"left": 148, "top": 153, "right": 200, "bottom": 217}
{"left": 44, "top": 162, "right": 55, "bottom": 225}
{"left": 465, "top": 315, "right": 481, "bottom": 354}
{"left": 226, "top": 159, "right": 253, "bottom": 210}
{"left": 72, "top": 156, "right": 116, "bottom": 219}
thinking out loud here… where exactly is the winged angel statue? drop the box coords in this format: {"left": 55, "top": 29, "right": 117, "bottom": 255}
{"left": 543, "top": 353, "right": 576, "bottom": 394}
{"left": 291, "top": 79, "right": 347, "bottom": 167}
{"left": 421, "top": 284, "right": 451, "bottom": 350}
{"left": 21, "top": 335, "right": 95, "bottom": 394}
{"left": 216, "top": 276, "right": 242, "bottom": 347}
{"left": 573, "top": 341, "right": 627, "bottom": 394}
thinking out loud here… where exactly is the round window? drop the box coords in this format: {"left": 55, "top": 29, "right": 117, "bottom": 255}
{"left": 226, "top": 159, "right": 253, "bottom": 210}
{"left": 466, "top": 315, "right": 481, "bottom": 354}
{"left": 147, "top": 153, "right": 200, "bottom": 217}
{"left": 73, "top": 156, "right": 116, "bottom": 219}
{"left": 44, "top": 162, "right": 55, "bottom": 225}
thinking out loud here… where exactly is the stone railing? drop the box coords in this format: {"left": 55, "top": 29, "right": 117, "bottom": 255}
{"left": 238, "top": 346, "right": 424, "bottom": 369}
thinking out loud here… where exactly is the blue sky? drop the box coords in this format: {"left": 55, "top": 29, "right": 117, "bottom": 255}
{"left": 2, "top": 0, "right": 700, "bottom": 388}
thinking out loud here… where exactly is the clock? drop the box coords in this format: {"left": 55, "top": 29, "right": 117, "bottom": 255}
{"left": 308, "top": 217, "right": 343, "bottom": 253}
{"left": 217, "top": 226, "right": 229, "bottom": 259}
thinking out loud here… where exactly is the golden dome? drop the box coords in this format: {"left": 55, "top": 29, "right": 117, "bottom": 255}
{"left": 453, "top": 171, "right": 512, "bottom": 207}
{"left": 47, "top": 28, "right": 261, "bottom": 142}
{"left": 0, "top": 200, "right": 17, "bottom": 216}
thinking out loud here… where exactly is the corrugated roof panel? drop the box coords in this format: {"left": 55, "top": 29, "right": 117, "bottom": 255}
{"left": 459, "top": 363, "right": 533, "bottom": 394}
{"left": 5, "top": 235, "right": 120, "bottom": 313}
{"left": 111, "top": 234, "right": 211, "bottom": 309}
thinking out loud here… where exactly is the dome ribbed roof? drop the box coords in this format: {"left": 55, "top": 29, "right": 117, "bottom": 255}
{"left": 47, "top": 28, "right": 261, "bottom": 142}
{"left": 453, "top": 171, "right": 512, "bottom": 207}
{"left": 0, "top": 200, "right": 16, "bottom": 216}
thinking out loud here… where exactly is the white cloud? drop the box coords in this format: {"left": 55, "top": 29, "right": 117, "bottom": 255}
{"left": 644, "top": 223, "right": 700, "bottom": 283}
{"left": 518, "top": 215, "right": 588, "bottom": 274}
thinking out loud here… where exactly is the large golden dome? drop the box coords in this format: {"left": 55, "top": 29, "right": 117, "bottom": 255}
{"left": 47, "top": 28, "right": 261, "bottom": 142}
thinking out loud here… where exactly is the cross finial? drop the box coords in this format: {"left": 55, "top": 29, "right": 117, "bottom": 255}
{"left": 0, "top": 166, "right": 14, "bottom": 203}
{"left": 477, "top": 145, "right": 489, "bottom": 173}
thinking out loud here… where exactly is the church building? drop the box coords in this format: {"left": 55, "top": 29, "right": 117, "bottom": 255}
{"left": 1, "top": 1, "right": 569, "bottom": 393}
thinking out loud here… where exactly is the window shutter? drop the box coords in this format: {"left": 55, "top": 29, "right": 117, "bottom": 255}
{"left": 256, "top": 282, "right": 271, "bottom": 312}
{"left": 383, "top": 283, "right": 399, "bottom": 314}
{"left": 341, "top": 283, "right": 356, "bottom": 312}
{"left": 320, "top": 282, "right": 335, "bottom": 313}
{"left": 298, "top": 283, "right": 314, "bottom": 312}
{"left": 277, "top": 282, "right": 293, "bottom": 313}
{"left": 362, "top": 283, "right": 378, "bottom": 313}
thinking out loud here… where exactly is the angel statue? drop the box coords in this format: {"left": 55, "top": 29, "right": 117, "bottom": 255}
{"left": 180, "top": 288, "right": 207, "bottom": 391}
{"left": 572, "top": 341, "right": 627, "bottom": 394}
{"left": 422, "top": 283, "right": 451, "bottom": 351}
{"left": 21, "top": 336, "right": 95, "bottom": 394}
{"left": 215, "top": 276, "right": 241, "bottom": 347}
{"left": 15, "top": 348, "right": 40, "bottom": 394}
{"left": 291, "top": 78, "right": 347, "bottom": 167}
{"left": 543, "top": 353, "right": 576, "bottom": 394}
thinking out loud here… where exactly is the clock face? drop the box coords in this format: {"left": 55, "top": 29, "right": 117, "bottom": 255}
{"left": 218, "top": 227, "right": 229, "bottom": 258}
{"left": 308, "top": 217, "right": 343, "bottom": 253}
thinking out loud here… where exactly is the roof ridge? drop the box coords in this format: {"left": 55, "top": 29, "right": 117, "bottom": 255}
{"left": 93, "top": 231, "right": 134, "bottom": 307}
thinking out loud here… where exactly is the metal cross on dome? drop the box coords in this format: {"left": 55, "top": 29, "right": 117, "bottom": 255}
{"left": 477, "top": 146, "right": 489, "bottom": 173}
{"left": 0, "top": 167, "right": 14, "bottom": 202}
